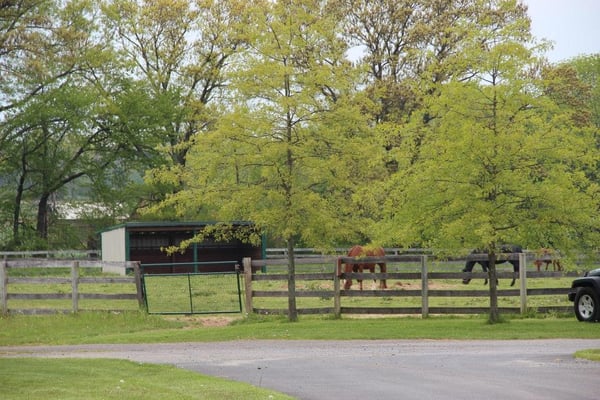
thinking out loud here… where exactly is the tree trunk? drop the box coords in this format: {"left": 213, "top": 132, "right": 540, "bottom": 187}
{"left": 488, "top": 251, "right": 500, "bottom": 323}
{"left": 36, "top": 193, "right": 50, "bottom": 241}
{"left": 12, "top": 171, "right": 26, "bottom": 246}
{"left": 286, "top": 238, "right": 298, "bottom": 322}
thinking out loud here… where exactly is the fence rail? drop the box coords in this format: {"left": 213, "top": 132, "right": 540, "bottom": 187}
{"left": 243, "top": 255, "right": 581, "bottom": 317}
{"left": 0, "top": 259, "right": 143, "bottom": 315}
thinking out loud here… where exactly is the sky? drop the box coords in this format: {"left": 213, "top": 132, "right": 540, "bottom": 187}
{"left": 523, "top": 0, "right": 600, "bottom": 62}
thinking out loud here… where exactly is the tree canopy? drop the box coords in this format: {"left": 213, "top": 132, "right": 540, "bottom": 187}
{"left": 1, "top": 0, "right": 599, "bottom": 318}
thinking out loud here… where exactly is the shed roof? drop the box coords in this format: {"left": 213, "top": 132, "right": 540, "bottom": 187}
{"left": 99, "top": 221, "right": 255, "bottom": 234}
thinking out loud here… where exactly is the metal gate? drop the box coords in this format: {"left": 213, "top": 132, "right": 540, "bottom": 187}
{"left": 142, "top": 271, "right": 243, "bottom": 314}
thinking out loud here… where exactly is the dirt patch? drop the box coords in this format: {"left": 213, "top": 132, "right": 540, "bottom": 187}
{"left": 394, "top": 281, "right": 456, "bottom": 289}
{"left": 199, "top": 316, "right": 239, "bottom": 327}
{"left": 163, "top": 315, "right": 240, "bottom": 328}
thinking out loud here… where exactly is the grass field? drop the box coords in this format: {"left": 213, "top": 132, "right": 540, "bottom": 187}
{"left": 1, "top": 261, "right": 598, "bottom": 400}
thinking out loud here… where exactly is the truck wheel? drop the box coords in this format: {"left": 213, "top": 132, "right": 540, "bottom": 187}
{"left": 574, "top": 287, "right": 600, "bottom": 322}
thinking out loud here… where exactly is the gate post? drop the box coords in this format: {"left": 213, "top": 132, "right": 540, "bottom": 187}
{"left": 133, "top": 261, "right": 145, "bottom": 309}
{"left": 421, "top": 255, "right": 429, "bottom": 318}
{"left": 243, "top": 257, "right": 253, "bottom": 315}
{"left": 519, "top": 252, "right": 527, "bottom": 314}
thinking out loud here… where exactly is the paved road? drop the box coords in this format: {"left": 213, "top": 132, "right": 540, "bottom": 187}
{"left": 3, "top": 339, "right": 600, "bottom": 400}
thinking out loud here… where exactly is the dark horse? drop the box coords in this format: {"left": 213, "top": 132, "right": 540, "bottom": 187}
{"left": 343, "top": 245, "right": 387, "bottom": 290}
{"left": 462, "top": 245, "right": 522, "bottom": 287}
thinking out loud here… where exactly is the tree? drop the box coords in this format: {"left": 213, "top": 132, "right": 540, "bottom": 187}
{"left": 101, "top": 0, "right": 249, "bottom": 215}
{"left": 333, "top": 0, "right": 543, "bottom": 231}
{"left": 376, "top": 20, "right": 599, "bottom": 323}
{"left": 1, "top": 0, "right": 116, "bottom": 246}
{"left": 159, "top": 0, "right": 385, "bottom": 321}
{"left": 0, "top": 0, "right": 165, "bottom": 248}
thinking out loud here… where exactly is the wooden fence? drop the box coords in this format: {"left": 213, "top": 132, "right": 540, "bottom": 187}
{"left": 0, "top": 258, "right": 143, "bottom": 315}
{"left": 243, "top": 254, "right": 581, "bottom": 317}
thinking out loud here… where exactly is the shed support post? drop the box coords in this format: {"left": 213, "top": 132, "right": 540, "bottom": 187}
{"left": 243, "top": 257, "right": 253, "bottom": 315}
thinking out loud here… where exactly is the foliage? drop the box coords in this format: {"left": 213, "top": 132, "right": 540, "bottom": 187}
{"left": 566, "top": 54, "right": 600, "bottom": 129}
{"left": 177, "top": 0, "right": 381, "bottom": 243}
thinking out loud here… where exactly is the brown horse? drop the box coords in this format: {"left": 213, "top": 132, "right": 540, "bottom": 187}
{"left": 533, "top": 248, "right": 562, "bottom": 271}
{"left": 343, "top": 245, "right": 387, "bottom": 290}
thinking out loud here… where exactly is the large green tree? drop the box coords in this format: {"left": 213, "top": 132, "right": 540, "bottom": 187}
{"left": 334, "top": 0, "right": 545, "bottom": 235}
{"left": 161, "top": 0, "right": 385, "bottom": 321}
{"left": 376, "top": 19, "right": 599, "bottom": 322}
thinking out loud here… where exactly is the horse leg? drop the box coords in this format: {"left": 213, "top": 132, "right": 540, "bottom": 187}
{"left": 551, "top": 258, "right": 562, "bottom": 271}
{"left": 481, "top": 262, "right": 489, "bottom": 285}
{"left": 370, "top": 265, "right": 377, "bottom": 290}
{"left": 510, "top": 261, "right": 518, "bottom": 287}
{"left": 379, "top": 263, "right": 387, "bottom": 289}
{"left": 356, "top": 264, "right": 364, "bottom": 291}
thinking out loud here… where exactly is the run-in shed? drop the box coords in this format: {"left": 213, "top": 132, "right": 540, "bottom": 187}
{"left": 100, "top": 221, "right": 264, "bottom": 274}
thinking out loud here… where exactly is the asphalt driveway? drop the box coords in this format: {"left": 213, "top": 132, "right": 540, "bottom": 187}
{"left": 2, "top": 339, "right": 600, "bottom": 400}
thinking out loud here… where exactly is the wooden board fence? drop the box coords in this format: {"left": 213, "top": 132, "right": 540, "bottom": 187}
{"left": 243, "top": 255, "right": 580, "bottom": 317}
{"left": 0, "top": 258, "right": 143, "bottom": 315}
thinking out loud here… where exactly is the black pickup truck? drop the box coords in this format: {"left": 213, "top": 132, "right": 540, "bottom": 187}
{"left": 568, "top": 268, "right": 600, "bottom": 322}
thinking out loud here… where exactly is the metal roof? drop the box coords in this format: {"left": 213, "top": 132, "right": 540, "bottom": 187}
{"left": 99, "top": 221, "right": 255, "bottom": 234}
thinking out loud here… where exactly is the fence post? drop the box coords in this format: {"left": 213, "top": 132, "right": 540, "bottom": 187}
{"left": 421, "top": 255, "right": 429, "bottom": 318}
{"left": 519, "top": 252, "right": 527, "bottom": 314}
{"left": 243, "top": 257, "right": 253, "bottom": 315}
{"left": 333, "top": 258, "right": 341, "bottom": 318}
{"left": 1, "top": 257, "right": 7, "bottom": 315}
{"left": 71, "top": 261, "right": 79, "bottom": 313}
{"left": 133, "top": 262, "right": 145, "bottom": 309}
